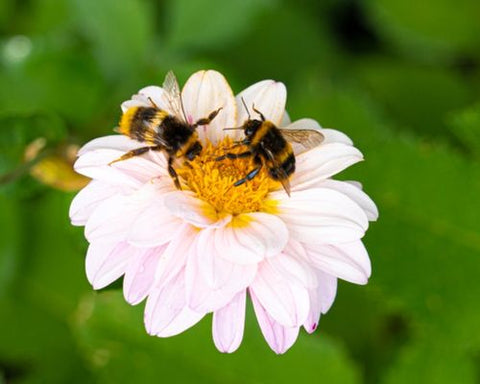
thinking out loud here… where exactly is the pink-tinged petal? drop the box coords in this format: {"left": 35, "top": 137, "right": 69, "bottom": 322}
{"left": 164, "top": 191, "right": 231, "bottom": 228}
{"left": 145, "top": 270, "right": 205, "bottom": 337}
{"left": 181, "top": 70, "right": 236, "bottom": 144}
{"left": 318, "top": 179, "right": 378, "bottom": 221}
{"left": 85, "top": 241, "right": 134, "bottom": 289}
{"left": 78, "top": 135, "right": 141, "bottom": 156}
{"left": 85, "top": 182, "right": 161, "bottom": 243}
{"left": 215, "top": 212, "right": 288, "bottom": 265}
{"left": 127, "top": 194, "right": 183, "bottom": 247}
{"left": 305, "top": 241, "right": 371, "bottom": 284}
{"left": 186, "top": 229, "right": 257, "bottom": 312}
{"left": 154, "top": 224, "right": 197, "bottom": 288}
{"left": 303, "top": 271, "right": 337, "bottom": 333}
{"left": 321, "top": 128, "right": 354, "bottom": 145}
{"left": 70, "top": 180, "right": 119, "bottom": 226}
{"left": 291, "top": 143, "right": 363, "bottom": 191}
{"left": 212, "top": 290, "right": 246, "bottom": 353}
{"left": 273, "top": 188, "right": 369, "bottom": 244}
{"left": 123, "top": 245, "right": 167, "bottom": 305}
{"left": 236, "top": 80, "right": 286, "bottom": 126}
{"left": 250, "top": 291, "right": 300, "bottom": 354}
{"left": 267, "top": 249, "right": 318, "bottom": 289}
{"left": 250, "top": 261, "right": 310, "bottom": 327}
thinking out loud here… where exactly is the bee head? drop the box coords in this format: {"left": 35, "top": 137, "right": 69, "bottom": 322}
{"left": 243, "top": 119, "right": 263, "bottom": 137}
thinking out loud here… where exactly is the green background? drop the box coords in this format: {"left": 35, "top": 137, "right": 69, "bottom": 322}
{"left": 1, "top": 0, "right": 480, "bottom": 383}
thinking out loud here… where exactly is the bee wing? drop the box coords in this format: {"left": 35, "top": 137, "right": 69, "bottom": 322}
{"left": 280, "top": 128, "right": 324, "bottom": 154}
{"left": 162, "top": 71, "right": 187, "bottom": 123}
{"left": 262, "top": 146, "right": 291, "bottom": 196}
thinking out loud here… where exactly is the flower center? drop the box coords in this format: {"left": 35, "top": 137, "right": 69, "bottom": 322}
{"left": 177, "top": 137, "right": 278, "bottom": 216}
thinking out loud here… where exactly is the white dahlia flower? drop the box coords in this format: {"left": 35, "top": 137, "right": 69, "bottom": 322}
{"left": 70, "top": 70, "right": 378, "bottom": 354}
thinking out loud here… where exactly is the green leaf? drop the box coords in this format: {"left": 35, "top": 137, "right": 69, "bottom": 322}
{"left": 70, "top": 0, "right": 153, "bottom": 79}
{"left": 165, "top": 0, "right": 272, "bottom": 51}
{"left": 366, "top": 0, "right": 480, "bottom": 60}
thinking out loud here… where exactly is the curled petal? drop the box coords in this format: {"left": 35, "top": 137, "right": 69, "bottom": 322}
{"left": 123, "top": 245, "right": 167, "bottom": 305}
{"left": 236, "top": 80, "right": 286, "bottom": 126}
{"left": 214, "top": 212, "right": 288, "bottom": 265}
{"left": 250, "top": 261, "right": 310, "bottom": 327}
{"left": 305, "top": 241, "right": 371, "bottom": 284}
{"left": 303, "top": 271, "right": 337, "bottom": 333}
{"left": 69, "top": 180, "right": 119, "bottom": 226}
{"left": 251, "top": 291, "right": 300, "bottom": 354}
{"left": 291, "top": 143, "right": 363, "bottom": 191}
{"left": 273, "top": 188, "right": 369, "bottom": 245}
{"left": 86, "top": 241, "right": 134, "bottom": 289}
{"left": 182, "top": 70, "right": 237, "bottom": 144}
{"left": 145, "top": 270, "right": 205, "bottom": 337}
{"left": 212, "top": 290, "right": 246, "bottom": 353}
{"left": 154, "top": 224, "right": 197, "bottom": 288}
{"left": 186, "top": 229, "right": 257, "bottom": 312}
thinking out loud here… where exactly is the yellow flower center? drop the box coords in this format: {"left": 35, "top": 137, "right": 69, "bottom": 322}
{"left": 177, "top": 137, "right": 279, "bottom": 216}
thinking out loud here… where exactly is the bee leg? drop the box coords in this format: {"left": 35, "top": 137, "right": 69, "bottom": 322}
{"left": 215, "top": 151, "right": 252, "bottom": 162}
{"left": 192, "top": 107, "right": 223, "bottom": 127}
{"left": 167, "top": 156, "right": 182, "bottom": 190}
{"left": 108, "top": 146, "right": 158, "bottom": 165}
{"left": 233, "top": 166, "right": 261, "bottom": 187}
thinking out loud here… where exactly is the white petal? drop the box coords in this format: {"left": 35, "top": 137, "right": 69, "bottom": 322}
{"left": 280, "top": 110, "right": 291, "bottom": 126}
{"left": 181, "top": 70, "right": 236, "bottom": 144}
{"left": 145, "top": 270, "right": 205, "bottom": 337}
{"left": 305, "top": 241, "right": 371, "bottom": 284}
{"left": 127, "top": 193, "right": 183, "bottom": 247}
{"left": 84, "top": 182, "right": 160, "bottom": 243}
{"left": 214, "top": 212, "right": 288, "bottom": 265}
{"left": 123, "top": 245, "right": 167, "bottom": 305}
{"left": 273, "top": 188, "right": 369, "bottom": 244}
{"left": 267, "top": 249, "right": 318, "bottom": 289}
{"left": 303, "top": 271, "right": 337, "bottom": 333}
{"left": 212, "top": 290, "right": 246, "bottom": 353}
{"left": 164, "top": 191, "right": 231, "bottom": 228}
{"left": 291, "top": 143, "right": 363, "bottom": 191}
{"left": 236, "top": 80, "right": 286, "bottom": 126}
{"left": 70, "top": 180, "right": 119, "bottom": 226}
{"left": 250, "top": 291, "right": 300, "bottom": 354}
{"left": 284, "top": 118, "right": 322, "bottom": 131}
{"left": 185, "top": 229, "right": 257, "bottom": 312}
{"left": 78, "top": 135, "right": 141, "bottom": 156}
{"left": 250, "top": 261, "right": 310, "bottom": 327}
{"left": 85, "top": 241, "right": 134, "bottom": 289}
{"left": 318, "top": 179, "right": 378, "bottom": 221}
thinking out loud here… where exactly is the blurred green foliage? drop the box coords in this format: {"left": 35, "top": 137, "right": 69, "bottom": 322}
{"left": 1, "top": 0, "right": 479, "bottom": 383}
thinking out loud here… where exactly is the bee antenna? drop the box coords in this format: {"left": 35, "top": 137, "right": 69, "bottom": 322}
{"left": 252, "top": 104, "right": 266, "bottom": 121}
{"left": 241, "top": 97, "right": 251, "bottom": 120}
{"left": 148, "top": 97, "right": 159, "bottom": 109}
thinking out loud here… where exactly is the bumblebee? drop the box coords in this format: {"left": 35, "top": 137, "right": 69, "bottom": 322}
{"left": 111, "top": 71, "right": 222, "bottom": 189}
{"left": 217, "top": 102, "right": 324, "bottom": 196}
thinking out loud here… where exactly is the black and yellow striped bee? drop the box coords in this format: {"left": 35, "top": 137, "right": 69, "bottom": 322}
{"left": 110, "top": 71, "right": 222, "bottom": 189}
{"left": 217, "top": 101, "right": 324, "bottom": 196}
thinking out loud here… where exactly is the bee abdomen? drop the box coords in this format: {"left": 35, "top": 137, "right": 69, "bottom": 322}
{"left": 118, "top": 107, "right": 165, "bottom": 142}
{"left": 269, "top": 153, "right": 295, "bottom": 180}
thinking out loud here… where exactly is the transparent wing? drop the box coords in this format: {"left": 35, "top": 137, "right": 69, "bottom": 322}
{"left": 162, "top": 71, "right": 187, "bottom": 123}
{"left": 280, "top": 128, "right": 324, "bottom": 154}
